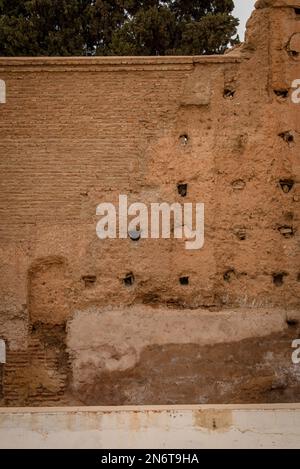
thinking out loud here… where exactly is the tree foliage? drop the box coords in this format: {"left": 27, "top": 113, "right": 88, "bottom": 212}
{"left": 0, "top": 0, "right": 239, "bottom": 56}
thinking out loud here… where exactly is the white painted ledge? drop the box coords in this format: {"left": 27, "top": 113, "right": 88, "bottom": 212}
{"left": 0, "top": 404, "right": 299, "bottom": 449}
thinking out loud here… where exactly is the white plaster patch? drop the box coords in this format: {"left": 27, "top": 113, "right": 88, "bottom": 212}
{"left": 0, "top": 340, "right": 6, "bottom": 364}
{"left": 0, "top": 80, "right": 6, "bottom": 104}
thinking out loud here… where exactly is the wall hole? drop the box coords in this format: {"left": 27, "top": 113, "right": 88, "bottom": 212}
{"left": 286, "top": 318, "right": 299, "bottom": 328}
{"left": 279, "top": 179, "right": 294, "bottom": 193}
{"left": 177, "top": 183, "right": 188, "bottom": 197}
{"left": 179, "top": 134, "right": 189, "bottom": 145}
{"left": 233, "top": 227, "right": 247, "bottom": 241}
{"left": 284, "top": 211, "right": 294, "bottom": 222}
{"left": 273, "top": 272, "right": 287, "bottom": 287}
{"left": 273, "top": 89, "right": 289, "bottom": 99}
{"left": 223, "top": 88, "right": 235, "bottom": 99}
{"left": 295, "top": 8, "right": 300, "bottom": 16}
{"left": 123, "top": 272, "right": 135, "bottom": 287}
{"left": 278, "top": 225, "right": 294, "bottom": 238}
{"left": 223, "top": 269, "right": 236, "bottom": 283}
{"left": 179, "top": 276, "right": 189, "bottom": 286}
{"left": 82, "top": 275, "right": 96, "bottom": 288}
{"left": 287, "top": 32, "right": 300, "bottom": 58}
{"left": 231, "top": 179, "right": 246, "bottom": 191}
{"left": 128, "top": 230, "right": 141, "bottom": 241}
{"left": 278, "top": 131, "right": 294, "bottom": 144}
{"left": 234, "top": 134, "right": 248, "bottom": 152}
{"left": 297, "top": 273, "right": 300, "bottom": 282}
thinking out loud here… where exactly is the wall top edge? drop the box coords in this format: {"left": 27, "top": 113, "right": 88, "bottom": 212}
{"left": 0, "top": 55, "right": 242, "bottom": 68}
{"left": 0, "top": 404, "right": 300, "bottom": 414}
{"left": 255, "top": 0, "right": 300, "bottom": 9}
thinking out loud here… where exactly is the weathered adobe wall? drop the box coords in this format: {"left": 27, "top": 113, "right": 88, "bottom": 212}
{"left": 0, "top": 0, "right": 300, "bottom": 406}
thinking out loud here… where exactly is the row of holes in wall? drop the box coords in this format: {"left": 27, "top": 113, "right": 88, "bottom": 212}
{"left": 180, "top": 131, "right": 295, "bottom": 146}
{"left": 84, "top": 112, "right": 298, "bottom": 289}
{"left": 129, "top": 225, "right": 296, "bottom": 243}
{"left": 227, "top": 88, "right": 297, "bottom": 100}
{"left": 126, "top": 177, "right": 296, "bottom": 243}
{"left": 82, "top": 274, "right": 189, "bottom": 288}
{"left": 226, "top": 85, "right": 298, "bottom": 101}
{"left": 82, "top": 272, "right": 300, "bottom": 289}
{"left": 172, "top": 178, "right": 294, "bottom": 199}
{"left": 224, "top": 83, "right": 293, "bottom": 100}
{"left": 224, "top": 270, "right": 300, "bottom": 288}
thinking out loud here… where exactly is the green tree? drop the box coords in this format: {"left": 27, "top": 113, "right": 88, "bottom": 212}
{"left": 110, "top": 4, "right": 177, "bottom": 55}
{"left": 0, "top": 0, "right": 239, "bottom": 56}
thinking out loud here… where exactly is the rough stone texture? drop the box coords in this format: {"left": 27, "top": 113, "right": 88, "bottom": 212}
{"left": 0, "top": 0, "right": 300, "bottom": 406}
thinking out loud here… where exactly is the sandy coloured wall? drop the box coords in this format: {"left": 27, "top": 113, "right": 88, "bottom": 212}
{"left": 0, "top": 0, "right": 300, "bottom": 406}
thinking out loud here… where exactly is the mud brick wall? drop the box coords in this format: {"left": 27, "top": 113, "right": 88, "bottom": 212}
{"left": 0, "top": 0, "right": 300, "bottom": 406}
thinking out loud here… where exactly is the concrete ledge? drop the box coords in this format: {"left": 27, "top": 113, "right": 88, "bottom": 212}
{"left": 0, "top": 404, "right": 299, "bottom": 449}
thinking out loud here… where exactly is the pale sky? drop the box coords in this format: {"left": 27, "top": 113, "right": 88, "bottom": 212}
{"left": 234, "top": 0, "right": 256, "bottom": 39}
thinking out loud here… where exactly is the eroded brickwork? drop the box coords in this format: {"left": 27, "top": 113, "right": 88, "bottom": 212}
{"left": 0, "top": 0, "right": 300, "bottom": 406}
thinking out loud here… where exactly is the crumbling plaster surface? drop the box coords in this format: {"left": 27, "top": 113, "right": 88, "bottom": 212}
{"left": 66, "top": 306, "right": 300, "bottom": 405}
{"left": 68, "top": 307, "right": 289, "bottom": 360}
{"left": 68, "top": 306, "right": 288, "bottom": 380}
{"left": 0, "top": 0, "right": 300, "bottom": 406}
